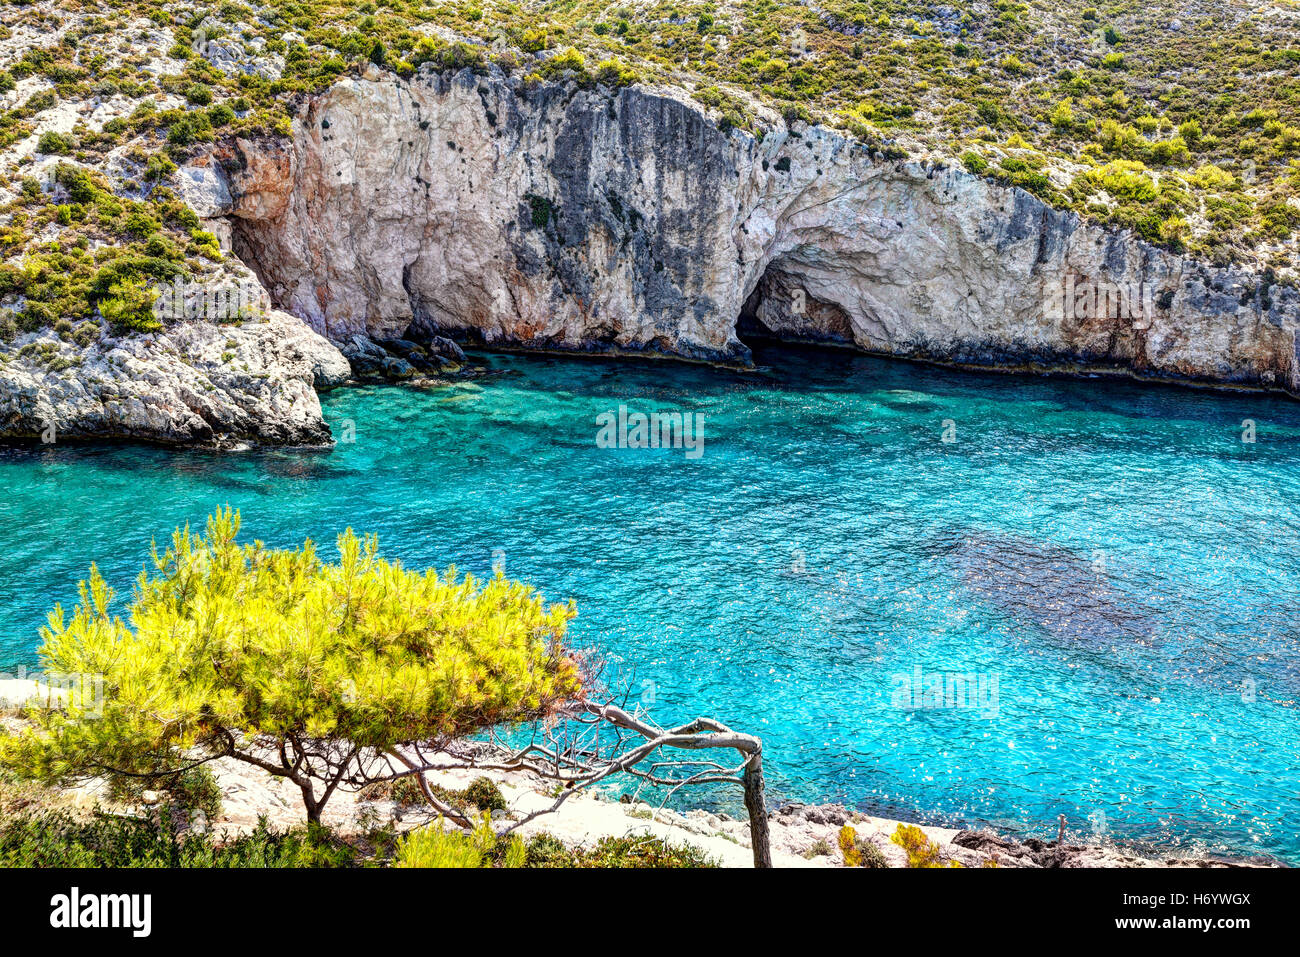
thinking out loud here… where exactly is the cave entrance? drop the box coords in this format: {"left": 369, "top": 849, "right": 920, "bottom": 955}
{"left": 734, "top": 263, "right": 856, "bottom": 353}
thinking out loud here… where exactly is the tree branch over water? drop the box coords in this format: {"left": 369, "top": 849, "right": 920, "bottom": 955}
{"left": 0, "top": 510, "right": 772, "bottom": 867}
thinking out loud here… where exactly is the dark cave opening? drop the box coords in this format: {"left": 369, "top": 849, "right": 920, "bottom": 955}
{"left": 733, "top": 265, "right": 857, "bottom": 353}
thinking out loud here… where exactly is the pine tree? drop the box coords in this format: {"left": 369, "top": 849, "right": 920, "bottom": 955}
{"left": 2, "top": 509, "right": 583, "bottom": 824}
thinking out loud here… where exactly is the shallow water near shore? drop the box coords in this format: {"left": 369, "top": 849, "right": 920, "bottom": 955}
{"left": 3, "top": 344, "right": 1299, "bottom": 863}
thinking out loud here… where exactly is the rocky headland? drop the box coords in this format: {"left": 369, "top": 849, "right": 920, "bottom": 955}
{"left": 5, "top": 62, "right": 1300, "bottom": 447}
{"left": 0, "top": 304, "right": 347, "bottom": 448}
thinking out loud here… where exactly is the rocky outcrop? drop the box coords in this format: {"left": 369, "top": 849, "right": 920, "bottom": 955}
{"left": 224, "top": 66, "right": 1300, "bottom": 394}
{"left": 0, "top": 309, "right": 350, "bottom": 448}
{"left": 340, "top": 332, "right": 466, "bottom": 382}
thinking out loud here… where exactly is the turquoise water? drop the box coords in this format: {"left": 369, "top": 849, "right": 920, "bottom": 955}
{"left": 3, "top": 344, "right": 1299, "bottom": 862}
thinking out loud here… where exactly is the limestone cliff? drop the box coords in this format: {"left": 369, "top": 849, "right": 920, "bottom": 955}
{"left": 222, "top": 66, "right": 1300, "bottom": 395}
{"left": 0, "top": 309, "right": 349, "bottom": 448}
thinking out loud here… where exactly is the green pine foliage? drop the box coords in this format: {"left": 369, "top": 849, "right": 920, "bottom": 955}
{"left": 0, "top": 509, "right": 583, "bottom": 823}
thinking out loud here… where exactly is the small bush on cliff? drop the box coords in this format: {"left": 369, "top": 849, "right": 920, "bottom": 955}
{"left": 0, "top": 509, "right": 583, "bottom": 826}
{"left": 540, "top": 47, "right": 585, "bottom": 79}
{"left": 891, "top": 824, "right": 962, "bottom": 868}
{"left": 96, "top": 277, "right": 161, "bottom": 332}
{"left": 593, "top": 59, "right": 638, "bottom": 88}
{"left": 960, "top": 151, "right": 989, "bottom": 174}
{"left": 838, "top": 825, "right": 889, "bottom": 867}
{"left": 36, "top": 131, "right": 72, "bottom": 155}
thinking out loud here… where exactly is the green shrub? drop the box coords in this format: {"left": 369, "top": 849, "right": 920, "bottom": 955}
{"left": 207, "top": 103, "right": 235, "bottom": 127}
{"left": 122, "top": 210, "right": 159, "bottom": 239}
{"left": 594, "top": 59, "right": 637, "bottom": 88}
{"left": 143, "top": 153, "right": 177, "bottom": 184}
{"left": 838, "top": 825, "right": 889, "bottom": 867}
{"left": 395, "top": 824, "right": 484, "bottom": 867}
{"left": 803, "top": 838, "right": 833, "bottom": 858}
{"left": 0, "top": 812, "right": 354, "bottom": 868}
{"left": 36, "top": 131, "right": 72, "bottom": 155}
{"left": 961, "top": 151, "right": 989, "bottom": 174}
{"left": 542, "top": 47, "right": 585, "bottom": 77}
{"left": 167, "top": 111, "right": 213, "bottom": 147}
{"left": 394, "top": 815, "right": 523, "bottom": 868}
{"left": 96, "top": 277, "right": 160, "bottom": 331}
{"left": 1077, "top": 160, "right": 1160, "bottom": 202}
{"left": 526, "top": 193, "right": 554, "bottom": 227}
{"left": 999, "top": 55, "right": 1028, "bottom": 75}
{"left": 463, "top": 777, "right": 507, "bottom": 813}
{"left": 55, "top": 162, "right": 101, "bottom": 204}
{"left": 1050, "top": 99, "right": 1074, "bottom": 130}
{"left": 561, "top": 835, "right": 717, "bottom": 868}
{"left": 891, "top": 823, "right": 961, "bottom": 868}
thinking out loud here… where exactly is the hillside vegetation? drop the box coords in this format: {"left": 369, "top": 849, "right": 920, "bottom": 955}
{"left": 1, "top": 0, "right": 1298, "bottom": 339}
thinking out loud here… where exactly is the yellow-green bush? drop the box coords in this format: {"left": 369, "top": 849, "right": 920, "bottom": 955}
{"left": 1, "top": 511, "right": 584, "bottom": 824}
{"left": 395, "top": 815, "right": 525, "bottom": 868}
{"left": 891, "top": 824, "right": 962, "bottom": 868}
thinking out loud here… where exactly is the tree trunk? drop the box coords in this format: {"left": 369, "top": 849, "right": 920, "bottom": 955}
{"left": 742, "top": 749, "right": 772, "bottom": 868}
{"left": 301, "top": 783, "right": 322, "bottom": 826}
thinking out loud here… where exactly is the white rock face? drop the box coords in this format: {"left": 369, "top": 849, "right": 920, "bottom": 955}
{"left": 176, "top": 162, "right": 233, "bottom": 219}
{"left": 0, "top": 310, "right": 349, "bottom": 448}
{"left": 226, "top": 68, "right": 1300, "bottom": 393}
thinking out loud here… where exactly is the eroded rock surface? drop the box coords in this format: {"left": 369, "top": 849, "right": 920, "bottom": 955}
{"left": 0, "top": 309, "right": 349, "bottom": 448}
{"left": 226, "top": 67, "right": 1300, "bottom": 393}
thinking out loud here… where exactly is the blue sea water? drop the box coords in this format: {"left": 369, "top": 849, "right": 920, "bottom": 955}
{"left": 2, "top": 344, "right": 1298, "bottom": 862}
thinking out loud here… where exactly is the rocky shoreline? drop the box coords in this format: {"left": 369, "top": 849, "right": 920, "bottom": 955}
{"left": 0, "top": 680, "right": 1271, "bottom": 869}
{"left": 4, "top": 66, "right": 1300, "bottom": 446}
{"left": 14, "top": 741, "right": 1272, "bottom": 870}
{"left": 0, "top": 307, "right": 349, "bottom": 449}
